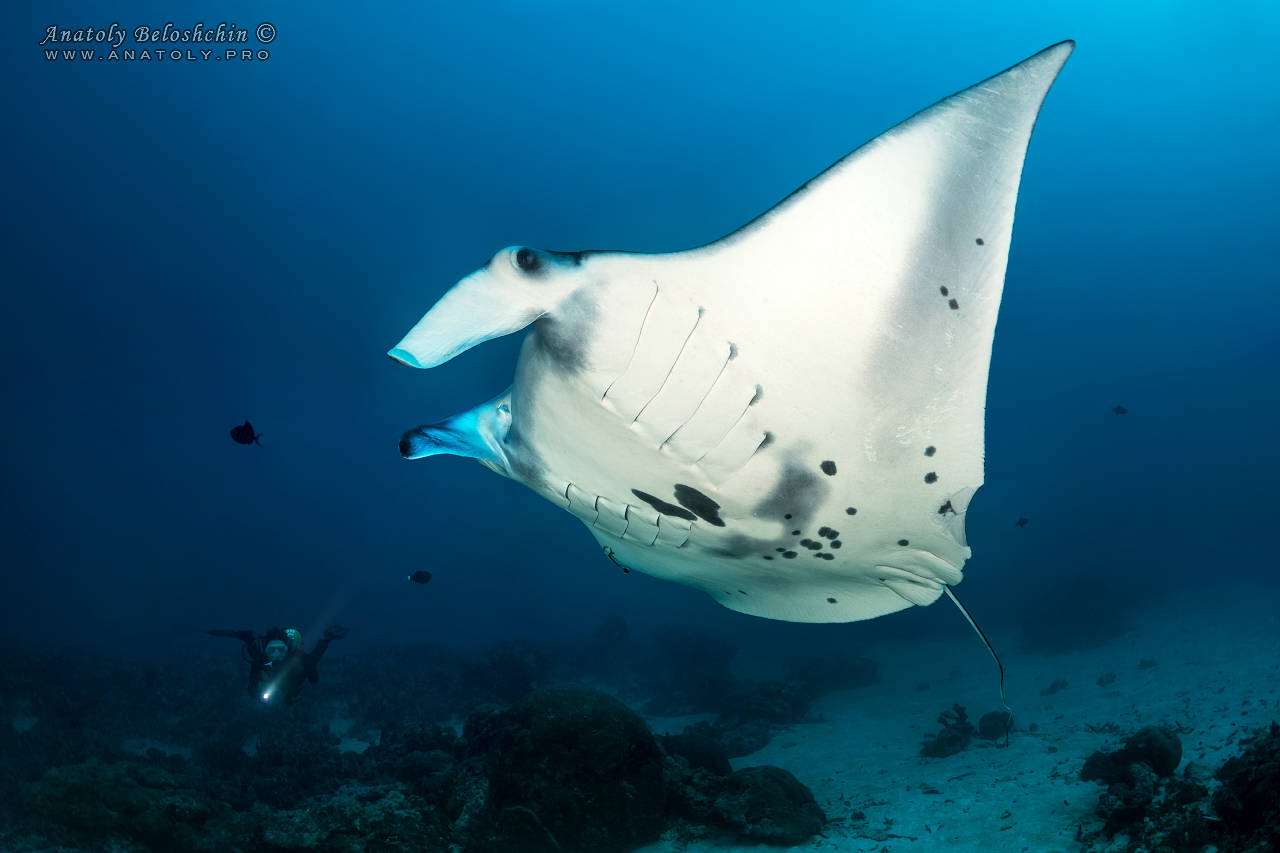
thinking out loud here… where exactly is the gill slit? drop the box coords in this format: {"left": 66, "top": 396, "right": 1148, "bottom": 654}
{"left": 631, "top": 306, "right": 704, "bottom": 425}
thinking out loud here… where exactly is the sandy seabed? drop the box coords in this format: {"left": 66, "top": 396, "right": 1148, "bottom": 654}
{"left": 640, "top": 581, "right": 1280, "bottom": 853}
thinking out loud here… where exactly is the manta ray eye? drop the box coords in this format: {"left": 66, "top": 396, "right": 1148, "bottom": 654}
{"left": 514, "top": 247, "right": 542, "bottom": 273}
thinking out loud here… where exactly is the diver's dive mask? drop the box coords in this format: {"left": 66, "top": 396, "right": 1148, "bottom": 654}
{"left": 264, "top": 639, "right": 288, "bottom": 663}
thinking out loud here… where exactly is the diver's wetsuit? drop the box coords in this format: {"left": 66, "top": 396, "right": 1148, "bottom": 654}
{"left": 207, "top": 628, "right": 341, "bottom": 705}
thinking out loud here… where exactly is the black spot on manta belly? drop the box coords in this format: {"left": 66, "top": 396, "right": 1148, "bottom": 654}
{"left": 755, "top": 462, "right": 827, "bottom": 526}
{"left": 938, "top": 500, "right": 954, "bottom": 515}
{"left": 820, "top": 460, "right": 837, "bottom": 476}
{"left": 673, "top": 484, "right": 725, "bottom": 527}
{"left": 975, "top": 237, "right": 985, "bottom": 245}
{"left": 631, "top": 489, "right": 697, "bottom": 522}
{"left": 898, "top": 539, "right": 909, "bottom": 546}
{"left": 924, "top": 446, "right": 936, "bottom": 457}
{"left": 924, "top": 472, "right": 938, "bottom": 484}
{"left": 948, "top": 299, "right": 960, "bottom": 310}
{"left": 845, "top": 506, "right": 858, "bottom": 515}
{"left": 940, "top": 286, "right": 949, "bottom": 296}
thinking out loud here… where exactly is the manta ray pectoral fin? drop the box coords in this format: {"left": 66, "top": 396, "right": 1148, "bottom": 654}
{"left": 398, "top": 389, "right": 514, "bottom": 476}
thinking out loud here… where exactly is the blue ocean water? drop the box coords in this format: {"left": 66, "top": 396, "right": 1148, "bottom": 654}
{"left": 5, "top": 4, "right": 1280, "bottom": 851}
{"left": 3, "top": 2, "right": 1277, "bottom": 672}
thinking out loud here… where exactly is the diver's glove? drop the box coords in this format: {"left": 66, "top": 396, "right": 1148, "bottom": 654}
{"left": 323, "top": 625, "right": 349, "bottom": 641}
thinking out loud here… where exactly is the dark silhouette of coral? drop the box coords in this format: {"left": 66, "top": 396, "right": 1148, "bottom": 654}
{"left": 0, "top": 639, "right": 831, "bottom": 852}
{"left": 463, "top": 640, "right": 552, "bottom": 706}
{"left": 660, "top": 731, "right": 733, "bottom": 776}
{"left": 920, "top": 704, "right": 977, "bottom": 757}
{"left": 1077, "top": 722, "right": 1280, "bottom": 850}
{"left": 665, "top": 760, "right": 826, "bottom": 845}
{"left": 459, "top": 685, "right": 667, "bottom": 853}
{"left": 717, "top": 765, "right": 827, "bottom": 844}
{"left": 978, "top": 709, "right": 1014, "bottom": 742}
{"left": 672, "top": 681, "right": 814, "bottom": 760}
{"left": 1212, "top": 721, "right": 1280, "bottom": 850}
{"left": 1082, "top": 725, "right": 1182, "bottom": 785}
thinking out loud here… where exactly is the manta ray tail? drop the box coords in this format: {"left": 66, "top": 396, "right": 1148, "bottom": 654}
{"left": 943, "top": 585, "right": 1009, "bottom": 714}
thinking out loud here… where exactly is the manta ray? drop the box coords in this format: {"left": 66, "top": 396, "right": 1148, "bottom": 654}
{"left": 390, "top": 42, "right": 1073, "bottom": 629}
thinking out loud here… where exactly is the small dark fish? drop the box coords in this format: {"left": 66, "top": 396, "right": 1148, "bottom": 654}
{"left": 1016, "top": 517, "right": 1029, "bottom": 527}
{"left": 1112, "top": 405, "right": 1128, "bottom": 415}
{"left": 408, "top": 570, "right": 433, "bottom": 585}
{"left": 230, "top": 420, "right": 262, "bottom": 446}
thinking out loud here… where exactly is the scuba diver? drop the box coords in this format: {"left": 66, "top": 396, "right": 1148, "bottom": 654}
{"left": 207, "top": 624, "right": 348, "bottom": 705}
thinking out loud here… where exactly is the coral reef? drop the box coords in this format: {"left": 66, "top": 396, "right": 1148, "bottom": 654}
{"left": 920, "top": 704, "right": 977, "bottom": 758}
{"left": 1081, "top": 721, "right": 1280, "bottom": 852}
{"left": 457, "top": 685, "right": 666, "bottom": 853}
{"left": 25, "top": 758, "right": 217, "bottom": 851}
{"left": 2, "top": 625, "right": 849, "bottom": 850}
{"left": 1211, "top": 721, "right": 1280, "bottom": 851}
{"left": 977, "top": 709, "right": 1013, "bottom": 742}
{"left": 1082, "top": 725, "right": 1182, "bottom": 784}
{"left": 665, "top": 757, "right": 826, "bottom": 845}
{"left": 715, "top": 765, "right": 827, "bottom": 844}
{"left": 0, "top": 632, "right": 839, "bottom": 853}
{"left": 462, "top": 640, "right": 553, "bottom": 707}
{"left": 670, "top": 680, "right": 820, "bottom": 760}
{"left": 659, "top": 731, "right": 733, "bottom": 776}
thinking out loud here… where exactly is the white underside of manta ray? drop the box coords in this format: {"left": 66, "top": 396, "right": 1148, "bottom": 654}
{"left": 390, "top": 41, "right": 1074, "bottom": 624}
